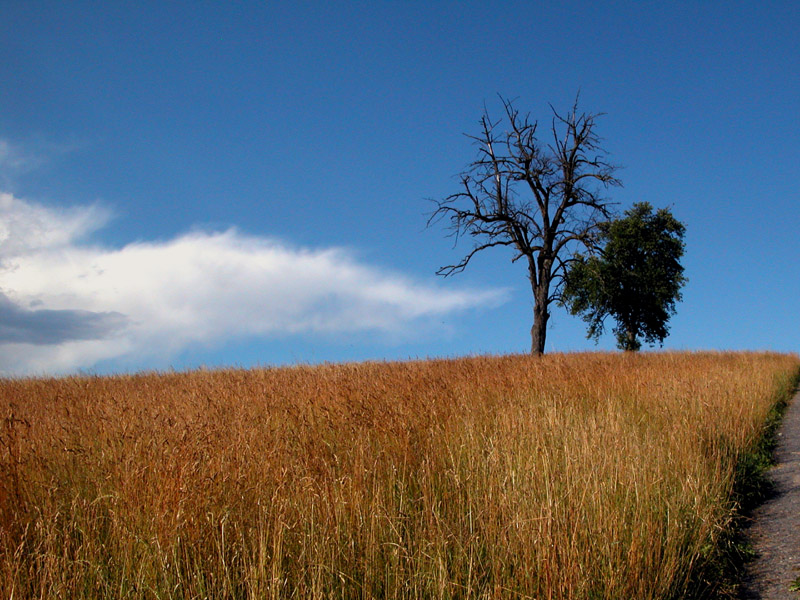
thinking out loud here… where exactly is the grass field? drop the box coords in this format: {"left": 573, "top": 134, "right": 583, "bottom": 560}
{"left": 1, "top": 351, "right": 798, "bottom": 599}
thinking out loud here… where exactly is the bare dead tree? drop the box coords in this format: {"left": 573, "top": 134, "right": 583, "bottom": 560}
{"left": 429, "top": 96, "right": 621, "bottom": 354}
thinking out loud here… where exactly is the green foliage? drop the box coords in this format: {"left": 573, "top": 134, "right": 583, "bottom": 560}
{"left": 562, "top": 202, "right": 687, "bottom": 351}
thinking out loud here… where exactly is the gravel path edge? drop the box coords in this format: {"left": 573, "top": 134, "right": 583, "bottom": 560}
{"left": 739, "top": 386, "right": 800, "bottom": 598}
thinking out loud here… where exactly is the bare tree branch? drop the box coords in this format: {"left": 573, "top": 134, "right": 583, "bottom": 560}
{"left": 428, "top": 96, "right": 621, "bottom": 353}
{"left": 435, "top": 240, "right": 515, "bottom": 276}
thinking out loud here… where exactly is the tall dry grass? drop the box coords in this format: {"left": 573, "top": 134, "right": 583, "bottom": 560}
{"left": 0, "top": 352, "right": 797, "bottom": 599}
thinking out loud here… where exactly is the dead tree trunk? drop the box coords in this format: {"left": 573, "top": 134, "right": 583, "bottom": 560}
{"left": 529, "top": 254, "right": 551, "bottom": 355}
{"left": 531, "top": 300, "right": 549, "bottom": 355}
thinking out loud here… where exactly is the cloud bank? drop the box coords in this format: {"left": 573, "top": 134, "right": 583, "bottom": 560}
{"left": 0, "top": 193, "right": 506, "bottom": 375}
{"left": 0, "top": 292, "right": 128, "bottom": 345}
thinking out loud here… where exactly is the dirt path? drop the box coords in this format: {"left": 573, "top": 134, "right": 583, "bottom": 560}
{"left": 740, "top": 388, "right": 800, "bottom": 599}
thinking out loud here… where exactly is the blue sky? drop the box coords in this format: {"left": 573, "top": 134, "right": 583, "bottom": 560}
{"left": 0, "top": 1, "right": 797, "bottom": 375}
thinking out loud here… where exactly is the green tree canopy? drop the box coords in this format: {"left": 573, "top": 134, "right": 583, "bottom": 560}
{"left": 562, "top": 202, "right": 687, "bottom": 351}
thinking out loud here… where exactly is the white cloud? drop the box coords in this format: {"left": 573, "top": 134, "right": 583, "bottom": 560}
{"left": 0, "top": 194, "right": 507, "bottom": 375}
{"left": 0, "top": 139, "right": 46, "bottom": 186}
{"left": 0, "top": 192, "right": 110, "bottom": 258}
{"left": 0, "top": 140, "right": 26, "bottom": 171}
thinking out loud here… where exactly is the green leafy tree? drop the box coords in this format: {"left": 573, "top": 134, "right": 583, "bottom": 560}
{"left": 562, "top": 202, "right": 686, "bottom": 351}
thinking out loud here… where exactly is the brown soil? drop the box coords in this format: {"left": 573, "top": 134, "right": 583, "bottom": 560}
{"left": 740, "top": 388, "right": 800, "bottom": 598}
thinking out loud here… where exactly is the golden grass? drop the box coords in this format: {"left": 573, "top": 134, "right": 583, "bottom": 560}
{"left": 0, "top": 351, "right": 798, "bottom": 599}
